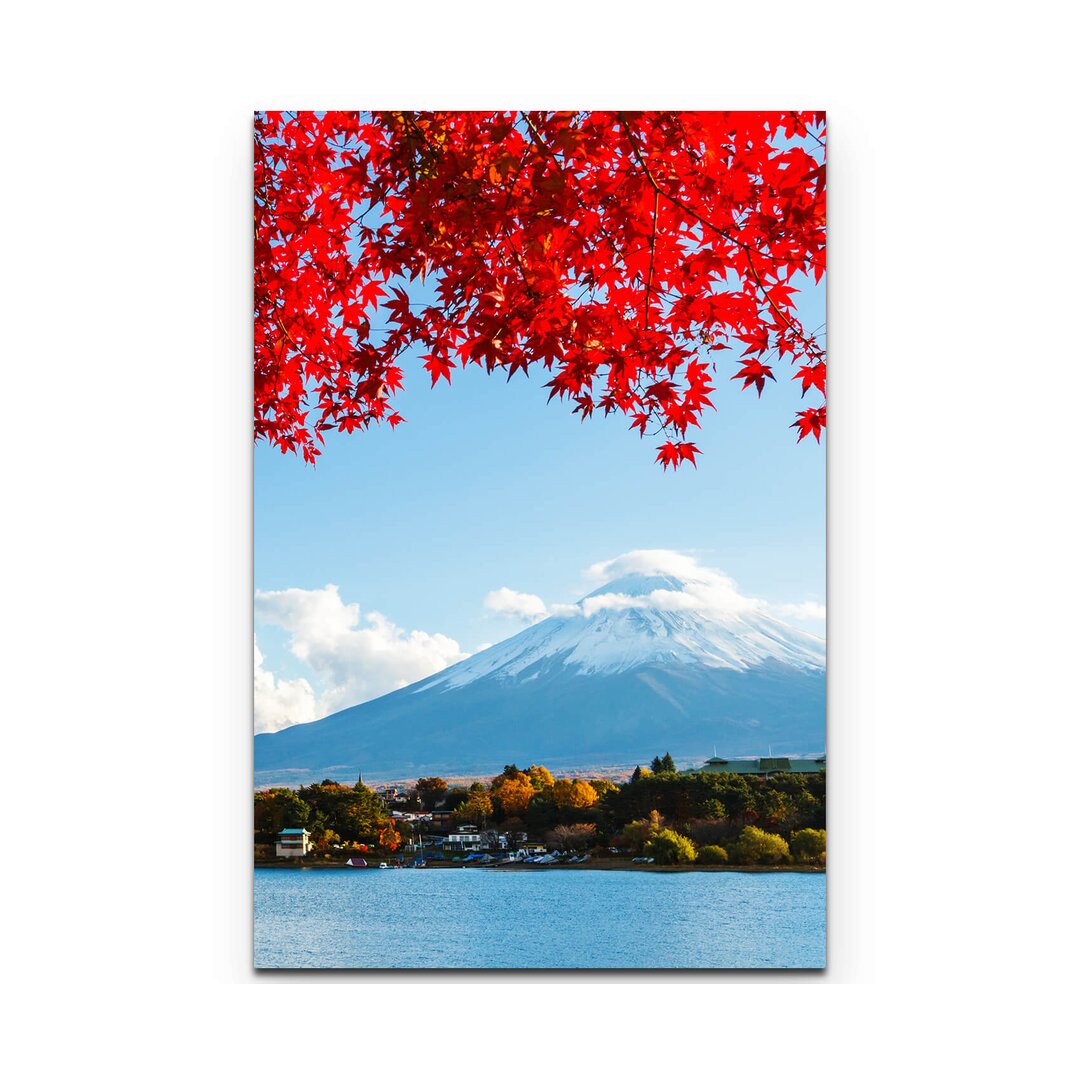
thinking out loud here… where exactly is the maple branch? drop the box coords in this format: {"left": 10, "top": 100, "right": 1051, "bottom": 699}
{"left": 520, "top": 112, "right": 553, "bottom": 156}
{"left": 743, "top": 249, "right": 824, "bottom": 362}
{"left": 501, "top": 225, "right": 538, "bottom": 300}
{"left": 619, "top": 114, "right": 823, "bottom": 361}
{"left": 644, "top": 187, "right": 659, "bottom": 330}
{"left": 618, "top": 113, "right": 823, "bottom": 273}
{"left": 788, "top": 111, "right": 826, "bottom": 149}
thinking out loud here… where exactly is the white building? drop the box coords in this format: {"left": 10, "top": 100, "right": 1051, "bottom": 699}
{"left": 275, "top": 828, "right": 312, "bottom": 857}
{"left": 444, "top": 825, "right": 483, "bottom": 853}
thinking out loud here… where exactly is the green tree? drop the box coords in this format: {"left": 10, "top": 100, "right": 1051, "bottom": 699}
{"left": 415, "top": 776, "right": 448, "bottom": 811}
{"left": 688, "top": 819, "right": 729, "bottom": 846}
{"left": 524, "top": 793, "right": 558, "bottom": 833}
{"left": 309, "top": 827, "right": 340, "bottom": 853}
{"left": 588, "top": 778, "right": 618, "bottom": 799}
{"left": 731, "top": 826, "right": 790, "bottom": 866}
{"left": 789, "top": 828, "right": 826, "bottom": 865}
{"left": 758, "top": 788, "right": 798, "bottom": 830}
{"left": 644, "top": 829, "right": 697, "bottom": 865}
{"left": 618, "top": 810, "right": 665, "bottom": 852}
{"left": 296, "top": 779, "right": 389, "bottom": 843}
{"left": 254, "top": 788, "right": 311, "bottom": 841}
{"left": 697, "top": 844, "right": 729, "bottom": 865}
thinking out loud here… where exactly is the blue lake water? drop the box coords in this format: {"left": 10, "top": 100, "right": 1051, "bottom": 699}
{"left": 254, "top": 868, "right": 825, "bottom": 969}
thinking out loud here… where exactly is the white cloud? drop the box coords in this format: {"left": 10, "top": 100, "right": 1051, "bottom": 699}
{"left": 585, "top": 549, "right": 764, "bottom": 620}
{"left": 483, "top": 586, "right": 548, "bottom": 623}
{"left": 254, "top": 637, "right": 317, "bottom": 734}
{"left": 548, "top": 602, "right": 581, "bottom": 618}
{"left": 585, "top": 549, "right": 714, "bottom": 586}
{"left": 773, "top": 601, "right": 827, "bottom": 622}
{"left": 255, "top": 585, "right": 469, "bottom": 720}
{"left": 505, "top": 549, "right": 824, "bottom": 627}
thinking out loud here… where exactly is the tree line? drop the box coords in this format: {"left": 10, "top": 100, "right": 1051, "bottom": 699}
{"left": 254, "top": 756, "right": 825, "bottom": 866}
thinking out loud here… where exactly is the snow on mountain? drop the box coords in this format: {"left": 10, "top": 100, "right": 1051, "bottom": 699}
{"left": 418, "top": 573, "right": 825, "bottom": 689}
{"left": 254, "top": 571, "right": 826, "bottom": 784}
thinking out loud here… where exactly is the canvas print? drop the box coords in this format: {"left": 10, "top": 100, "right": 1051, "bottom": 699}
{"left": 253, "top": 111, "right": 826, "bottom": 969}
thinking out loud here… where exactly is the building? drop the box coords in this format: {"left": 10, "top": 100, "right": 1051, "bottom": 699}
{"left": 275, "top": 828, "right": 312, "bottom": 857}
{"left": 694, "top": 755, "right": 826, "bottom": 776}
{"left": 444, "top": 825, "right": 483, "bottom": 853}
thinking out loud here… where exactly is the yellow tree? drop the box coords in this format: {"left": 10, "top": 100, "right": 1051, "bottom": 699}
{"left": 526, "top": 764, "right": 555, "bottom": 791}
{"left": 550, "top": 778, "right": 600, "bottom": 809}
{"left": 495, "top": 776, "right": 535, "bottom": 816}
{"left": 454, "top": 791, "right": 493, "bottom": 825}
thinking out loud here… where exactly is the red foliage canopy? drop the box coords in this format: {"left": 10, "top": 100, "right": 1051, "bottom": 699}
{"left": 254, "top": 111, "right": 826, "bottom": 467}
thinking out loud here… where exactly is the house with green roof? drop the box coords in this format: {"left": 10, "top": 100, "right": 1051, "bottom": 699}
{"left": 275, "top": 828, "right": 312, "bottom": 857}
{"left": 692, "top": 755, "right": 826, "bottom": 776}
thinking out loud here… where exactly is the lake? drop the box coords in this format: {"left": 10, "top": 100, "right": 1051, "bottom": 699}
{"left": 254, "top": 868, "right": 825, "bottom": 969}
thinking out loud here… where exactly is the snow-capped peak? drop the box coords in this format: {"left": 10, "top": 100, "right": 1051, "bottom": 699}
{"left": 416, "top": 571, "right": 825, "bottom": 693}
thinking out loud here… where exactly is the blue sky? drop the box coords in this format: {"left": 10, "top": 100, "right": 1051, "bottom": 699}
{"left": 255, "top": 279, "right": 824, "bottom": 730}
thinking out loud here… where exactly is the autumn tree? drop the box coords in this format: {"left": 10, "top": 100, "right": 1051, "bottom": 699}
{"left": 377, "top": 822, "right": 402, "bottom": 853}
{"left": 492, "top": 776, "right": 536, "bottom": 817}
{"left": 453, "top": 791, "right": 493, "bottom": 826}
{"left": 526, "top": 764, "right": 555, "bottom": 791}
{"left": 549, "top": 823, "right": 597, "bottom": 851}
{"left": 549, "top": 778, "right": 600, "bottom": 809}
{"left": 254, "top": 111, "right": 826, "bottom": 469}
{"left": 490, "top": 765, "right": 526, "bottom": 790}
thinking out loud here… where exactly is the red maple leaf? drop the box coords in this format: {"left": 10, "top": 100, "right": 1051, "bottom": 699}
{"left": 254, "top": 110, "right": 827, "bottom": 465}
{"left": 794, "top": 362, "right": 826, "bottom": 398}
{"left": 731, "top": 359, "right": 776, "bottom": 397}
{"left": 791, "top": 406, "right": 826, "bottom": 443}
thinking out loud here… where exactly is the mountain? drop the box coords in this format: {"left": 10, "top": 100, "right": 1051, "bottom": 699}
{"left": 254, "top": 571, "right": 825, "bottom": 784}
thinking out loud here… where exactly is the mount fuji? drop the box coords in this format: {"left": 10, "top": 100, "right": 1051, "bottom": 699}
{"left": 254, "top": 571, "right": 825, "bottom": 784}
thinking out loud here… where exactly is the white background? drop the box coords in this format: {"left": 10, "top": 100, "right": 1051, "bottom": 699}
{"left": 2, "top": 1, "right": 1077, "bottom": 1073}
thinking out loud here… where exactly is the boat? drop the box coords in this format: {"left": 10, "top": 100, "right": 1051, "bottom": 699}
{"left": 345, "top": 857, "right": 368, "bottom": 868}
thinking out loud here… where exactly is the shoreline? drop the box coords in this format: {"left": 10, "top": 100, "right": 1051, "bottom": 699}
{"left": 254, "top": 858, "right": 823, "bottom": 874}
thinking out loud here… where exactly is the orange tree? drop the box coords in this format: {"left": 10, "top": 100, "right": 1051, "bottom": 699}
{"left": 255, "top": 111, "right": 826, "bottom": 468}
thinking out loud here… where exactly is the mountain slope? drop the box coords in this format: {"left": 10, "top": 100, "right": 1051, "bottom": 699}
{"left": 254, "top": 572, "right": 825, "bottom": 783}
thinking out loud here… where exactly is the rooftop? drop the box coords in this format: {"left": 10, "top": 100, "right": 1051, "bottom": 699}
{"left": 696, "top": 755, "right": 826, "bottom": 774}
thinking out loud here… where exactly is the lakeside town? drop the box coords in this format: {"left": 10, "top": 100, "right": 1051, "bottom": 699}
{"left": 255, "top": 752, "right": 826, "bottom": 871}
